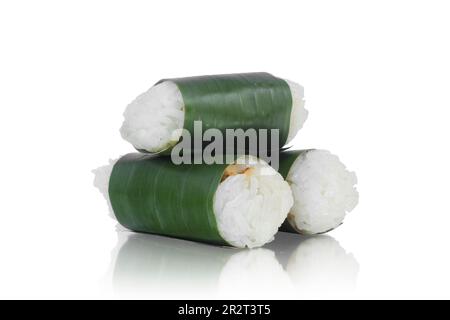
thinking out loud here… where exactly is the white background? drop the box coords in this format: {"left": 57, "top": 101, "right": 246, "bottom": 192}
{"left": 1, "top": 0, "right": 449, "bottom": 299}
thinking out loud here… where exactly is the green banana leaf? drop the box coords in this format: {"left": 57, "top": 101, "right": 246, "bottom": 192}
{"left": 277, "top": 149, "right": 313, "bottom": 234}
{"left": 109, "top": 153, "right": 230, "bottom": 246}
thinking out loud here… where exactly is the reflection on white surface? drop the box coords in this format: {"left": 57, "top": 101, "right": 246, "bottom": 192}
{"left": 110, "top": 231, "right": 237, "bottom": 297}
{"left": 217, "top": 249, "right": 292, "bottom": 298}
{"left": 109, "top": 230, "right": 359, "bottom": 298}
{"left": 286, "top": 234, "right": 359, "bottom": 293}
{"left": 263, "top": 233, "right": 360, "bottom": 297}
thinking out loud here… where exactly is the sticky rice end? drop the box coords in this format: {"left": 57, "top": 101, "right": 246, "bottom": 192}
{"left": 285, "top": 79, "right": 308, "bottom": 144}
{"left": 92, "top": 158, "right": 118, "bottom": 219}
{"left": 286, "top": 150, "right": 359, "bottom": 234}
{"left": 120, "top": 81, "right": 185, "bottom": 153}
{"left": 214, "top": 156, "right": 294, "bottom": 248}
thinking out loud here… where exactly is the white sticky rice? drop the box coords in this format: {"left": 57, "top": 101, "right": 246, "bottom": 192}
{"left": 213, "top": 155, "right": 293, "bottom": 248}
{"left": 120, "top": 79, "right": 307, "bottom": 152}
{"left": 93, "top": 155, "right": 293, "bottom": 248}
{"left": 92, "top": 158, "right": 118, "bottom": 219}
{"left": 120, "top": 81, "right": 184, "bottom": 153}
{"left": 284, "top": 79, "right": 308, "bottom": 144}
{"left": 286, "top": 150, "right": 359, "bottom": 234}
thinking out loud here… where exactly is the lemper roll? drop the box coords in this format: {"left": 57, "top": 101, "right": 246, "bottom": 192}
{"left": 120, "top": 73, "right": 307, "bottom": 153}
{"left": 93, "top": 153, "right": 293, "bottom": 248}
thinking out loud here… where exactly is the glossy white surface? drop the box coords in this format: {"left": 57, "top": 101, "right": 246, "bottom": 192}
{"left": 1, "top": 0, "right": 449, "bottom": 299}
{"left": 107, "top": 231, "right": 359, "bottom": 299}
